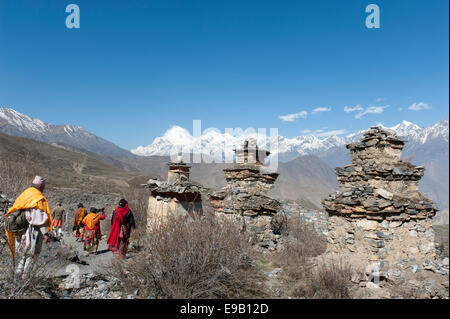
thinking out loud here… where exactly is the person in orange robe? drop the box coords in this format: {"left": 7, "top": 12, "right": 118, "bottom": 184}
{"left": 72, "top": 203, "right": 86, "bottom": 241}
{"left": 4, "top": 176, "right": 52, "bottom": 276}
{"left": 82, "top": 207, "right": 105, "bottom": 255}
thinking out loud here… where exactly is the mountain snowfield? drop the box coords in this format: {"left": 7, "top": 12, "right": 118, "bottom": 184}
{"left": 0, "top": 107, "right": 131, "bottom": 157}
{"left": 131, "top": 119, "right": 449, "bottom": 162}
{"left": 0, "top": 107, "right": 85, "bottom": 136}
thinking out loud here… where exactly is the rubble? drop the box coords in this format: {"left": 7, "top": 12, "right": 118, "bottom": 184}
{"left": 210, "top": 139, "right": 282, "bottom": 249}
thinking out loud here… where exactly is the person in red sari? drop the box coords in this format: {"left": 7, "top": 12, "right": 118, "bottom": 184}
{"left": 82, "top": 207, "right": 105, "bottom": 255}
{"left": 107, "top": 199, "right": 136, "bottom": 259}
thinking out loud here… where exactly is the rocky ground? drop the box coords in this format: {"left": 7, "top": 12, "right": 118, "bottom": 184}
{"left": 37, "top": 231, "right": 140, "bottom": 299}
{"left": 1, "top": 189, "right": 449, "bottom": 299}
{"left": 347, "top": 254, "right": 449, "bottom": 299}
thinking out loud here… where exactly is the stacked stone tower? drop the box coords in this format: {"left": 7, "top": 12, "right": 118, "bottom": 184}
{"left": 210, "top": 139, "right": 281, "bottom": 249}
{"left": 167, "top": 161, "right": 191, "bottom": 183}
{"left": 144, "top": 160, "right": 204, "bottom": 229}
{"left": 322, "top": 127, "right": 438, "bottom": 267}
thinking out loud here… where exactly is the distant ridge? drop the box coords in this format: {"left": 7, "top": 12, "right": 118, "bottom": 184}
{"left": 131, "top": 119, "right": 449, "bottom": 163}
{"left": 0, "top": 107, "right": 132, "bottom": 157}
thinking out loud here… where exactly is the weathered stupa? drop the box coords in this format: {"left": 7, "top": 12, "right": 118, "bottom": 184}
{"left": 210, "top": 139, "right": 281, "bottom": 249}
{"left": 322, "top": 127, "right": 438, "bottom": 267}
{"left": 144, "top": 160, "right": 204, "bottom": 229}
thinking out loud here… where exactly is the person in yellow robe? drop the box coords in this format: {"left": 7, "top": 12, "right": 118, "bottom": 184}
{"left": 4, "top": 176, "right": 52, "bottom": 276}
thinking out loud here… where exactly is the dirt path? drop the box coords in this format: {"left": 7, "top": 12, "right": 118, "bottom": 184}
{"left": 49, "top": 232, "right": 116, "bottom": 277}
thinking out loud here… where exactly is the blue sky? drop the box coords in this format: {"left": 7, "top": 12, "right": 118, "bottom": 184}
{"left": 0, "top": 0, "right": 448, "bottom": 150}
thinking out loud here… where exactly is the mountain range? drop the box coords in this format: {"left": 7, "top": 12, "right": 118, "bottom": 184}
{"left": 0, "top": 107, "right": 448, "bottom": 221}
{"left": 131, "top": 119, "right": 448, "bottom": 164}
{"left": 0, "top": 108, "right": 131, "bottom": 157}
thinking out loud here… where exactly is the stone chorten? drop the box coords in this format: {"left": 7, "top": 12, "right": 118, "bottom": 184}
{"left": 144, "top": 160, "right": 204, "bottom": 228}
{"left": 210, "top": 139, "right": 281, "bottom": 249}
{"left": 167, "top": 161, "right": 190, "bottom": 183}
{"left": 322, "top": 127, "right": 438, "bottom": 267}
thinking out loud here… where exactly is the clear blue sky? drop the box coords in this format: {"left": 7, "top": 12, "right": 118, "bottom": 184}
{"left": 0, "top": 0, "right": 448, "bottom": 149}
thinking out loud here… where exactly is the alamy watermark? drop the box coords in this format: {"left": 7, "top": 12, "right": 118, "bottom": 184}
{"left": 65, "top": 4, "right": 80, "bottom": 29}
{"left": 64, "top": 4, "right": 380, "bottom": 30}
{"left": 365, "top": 4, "right": 380, "bottom": 29}
{"left": 365, "top": 262, "right": 381, "bottom": 285}
{"left": 64, "top": 264, "right": 81, "bottom": 289}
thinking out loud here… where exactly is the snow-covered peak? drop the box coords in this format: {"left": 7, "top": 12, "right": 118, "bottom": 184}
{"left": 0, "top": 107, "right": 91, "bottom": 136}
{"left": 390, "top": 120, "right": 421, "bottom": 137}
{"left": 131, "top": 119, "right": 449, "bottom": 159}
{"left": 0, "top": 107, "right": 132, "bottom": 157}
{"left": 161, "top": 125, "right": 195, "bottom": 144}
{"left": 0, "top": 107, "right": 48, "bottom": 133}
{"left": 430, "top": 119, "right": 449, "bottom": 133}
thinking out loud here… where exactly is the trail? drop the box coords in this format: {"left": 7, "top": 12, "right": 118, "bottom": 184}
{"left": 47, "top": 231, "right": 117, "bottom": 277}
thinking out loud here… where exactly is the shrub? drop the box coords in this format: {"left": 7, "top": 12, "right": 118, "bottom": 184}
{"left": 272, "top": 217, "right": 327, "bottom": 279}
{"left": 0, "top": 244, "right": 71, "bottom": 299}
{"left": 109, "top": 215, "right": 267, "bottom": 299}
{"left": 271, "top": 217, "right": 352, "bottom": 298}
{"left": 292, "top": 257, "right": 353, "bottom": 299}
{"left": 0, "top": 155, "right": 34, "bottom": 199}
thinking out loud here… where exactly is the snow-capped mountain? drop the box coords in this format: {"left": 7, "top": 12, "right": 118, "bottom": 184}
{"left": 387, "top": 120, "right": 448, "bottom": 144}
{"left": 0, "top": 107, "right": 131, "bottom": 157}
{"left": 132, "top": 125, "right": 350, "bottom": 162}
{"left": 131, "top": 119, "right": 449, "bottom": 162}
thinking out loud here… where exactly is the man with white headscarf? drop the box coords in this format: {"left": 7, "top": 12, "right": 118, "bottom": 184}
{"left": 4, "top": 176, "right": 53, "bottom": 277}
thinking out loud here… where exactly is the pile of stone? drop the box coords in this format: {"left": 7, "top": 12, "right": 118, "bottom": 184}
{"left": 210, "top": 139, "right": 281, "bottom": 249}
{"left": 322, "top": 127, "right": 438, "bottom": 266}
{"left": 143, "top": 161, "right": 205, "bottom": 228}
